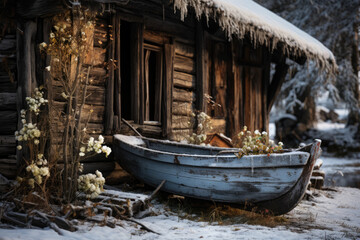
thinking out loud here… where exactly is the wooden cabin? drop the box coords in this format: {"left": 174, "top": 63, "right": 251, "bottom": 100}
{"left": 0, "top": 0, "right": 336, "bottom": 178}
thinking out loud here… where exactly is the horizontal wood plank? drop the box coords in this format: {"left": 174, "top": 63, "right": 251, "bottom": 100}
{"left": 175, "top": 41, "right": 195, "bottom": 58}
{"left": 0, "top": 76, "right": 16, "bottom": 93}
{"left": 173, "top": 88, "right": 196, "bottom": 102}
{"left": 174, "top": 55, "right": 195, "bottom": 74}
{"left": 172, "top": 101, "right": 194, "bottom": 115}
{"left": 170, "top": 129, "right": 192, "bottom": 142}
{"left": 173, "top": 71, "right": 195, "bottom": 89}
{"left": 172, "top": 115, "right": 194, "bottom": 129}
{"left": 0, "top": 93, "right": 16, "bottom": 110}
{"left": 0, "top": 111, "right": 17, "bottom": 135}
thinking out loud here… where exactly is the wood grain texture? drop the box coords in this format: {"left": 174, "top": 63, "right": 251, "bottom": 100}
{"left": 173, "top": 88, "right": 195, "bottom": 103}
{"left": 105, "top": 15, "right": 115, "bottom": 134}
{"left": 174, "top": 55, "right": 195, "bottom": 74}
{"left": 163, "top": 43, "right": 174, "bottom": 137}
{"left": 173, "top": 71, "right": 195, "bottom": 89}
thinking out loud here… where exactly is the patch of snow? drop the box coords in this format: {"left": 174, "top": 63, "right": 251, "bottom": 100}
{"left": 334, "top": 109, "right": 349, "bottom": 121}
{"left": 1, "top": 187, "right": 359, "bottom": 239}
{"left": 269, "top": 123, "right": 276, "bottom": 140}
{"left": 114, "top": 134, "right": 145, "bottom": 146}
{"left": 315, "top": 122, "right": 346, "bottom": 131}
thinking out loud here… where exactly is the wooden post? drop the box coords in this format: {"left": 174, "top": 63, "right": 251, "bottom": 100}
{"left": 16, "top": 20, "right": 37, "bottom": 167}
{"left": 114, "top": 14, "right": 121, "bottom": 132}
{"left": 105, "top": 15, "right": 116, "bottom": 134}
{"left": 130, "top": 22, "right": 144, "bottom": 124}
{"left": 196, "top": 21, "right": 207, "bottom": 112}
{"left": 267, "top": 58, "right": 289, "bottom": 113}
{"left": 163, "top": 43, "right": 174, "bottom": 137}
{"left": 262, "top": 48, "right": 271, "bottom": 133}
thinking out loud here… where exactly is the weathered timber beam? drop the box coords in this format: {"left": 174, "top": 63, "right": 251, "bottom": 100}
{"left": 267, "top": 59, "right": 289, "bottom": 113}
{"left": 114, "top": 14, "right": 121, "bottom": 132}
{"left": 16, "top": 0, "right": 64, "bottom": 19}
{"left": 16, "top": 20, "right": 37, "bottom": 167}
{"left": 105, "top": 15, "right": 116, "bottom": 134}
{"left": 262, "top": 49, "right": 271, "bottom": 133}
{"left": 163, "top": 43, "right": 174, "bottom": 137}
{"left": 196, "top": 21, "right": 207, "bottom": 112}
{"left": 0, "top": 93, "right": 16, "bottom": 110}
{"left": 130, "top": 22, "right": 144, "bottom": 124}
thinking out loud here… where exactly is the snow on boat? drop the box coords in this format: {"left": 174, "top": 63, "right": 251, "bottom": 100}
{"left": 113, "top": 134, "right": 321, "bottom": 215}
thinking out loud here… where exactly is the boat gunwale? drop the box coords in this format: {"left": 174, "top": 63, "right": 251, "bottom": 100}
{"left": 114, "top": 134, "right": 310, "bottom": 167}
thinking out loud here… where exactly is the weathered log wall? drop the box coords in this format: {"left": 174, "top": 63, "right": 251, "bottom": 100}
{"left": 49, "top": 16, "right": 114, "bottom": 176}
{"left": 7, "top": 0, "right": 276, "bottom": 178}
{"left": 0, "top": 27, "right": 17, "bottom": 178}
{"left": 171, "top": 39, "right": 196, "bottom": 141}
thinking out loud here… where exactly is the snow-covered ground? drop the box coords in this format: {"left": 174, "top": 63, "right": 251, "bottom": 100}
{"left": 321, "top": 156, "right": 360, "bottom": 188}
{"left": 1, "top": 187, "right": 359, "bottom": 239}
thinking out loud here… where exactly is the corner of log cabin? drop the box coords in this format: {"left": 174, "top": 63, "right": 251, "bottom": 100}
{"left": 4, "top": 0, "right": 294, "bottom": 178}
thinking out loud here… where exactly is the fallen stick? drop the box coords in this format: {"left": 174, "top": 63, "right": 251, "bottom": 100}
{"left": 121, "top": 118, "right": 143, "bottom": 137}
{"left": 148, "top": 180, "right": 166, "bottom": 201}
{"left": 119, "top": 215, "right": 160, "bottom": 235}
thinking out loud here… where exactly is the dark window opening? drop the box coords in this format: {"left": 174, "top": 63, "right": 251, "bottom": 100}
{"left": 144, "top": 44, "right": 163, "bottom": 124}
{"left": 120, "top": 20, "right": 132, "bottom": 120}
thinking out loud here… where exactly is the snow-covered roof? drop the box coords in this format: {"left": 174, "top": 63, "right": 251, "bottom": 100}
{"left": 173, "top": 0, "right": 337, "bottom": 73}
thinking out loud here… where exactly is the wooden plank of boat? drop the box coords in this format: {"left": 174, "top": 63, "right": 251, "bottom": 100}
{"left": 113, "top": 134, "right": 321, "bottom": 215}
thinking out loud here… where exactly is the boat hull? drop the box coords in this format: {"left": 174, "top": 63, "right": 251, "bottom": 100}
{"left": 113, "top": 134, "right": 320, "bottom": 215}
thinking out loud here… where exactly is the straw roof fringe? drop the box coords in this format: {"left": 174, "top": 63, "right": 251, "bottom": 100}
{"left": 172, "top": 0, "right": 337, "bottom": 74}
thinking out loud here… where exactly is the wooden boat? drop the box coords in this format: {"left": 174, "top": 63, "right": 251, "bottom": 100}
{"left": 113, "top": 134, "right": 321, "bottom": 215}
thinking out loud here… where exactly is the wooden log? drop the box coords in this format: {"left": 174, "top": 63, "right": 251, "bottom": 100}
{"left": 173, "top": 71, "right": 195, "bottom": 89}
{"left": 175, "top": 41, "right": 194, "bottom": 58}
{"left": 172, "top": 101, "right": 194, "bottom": 116}
{"left": 53, "top": 84, "right": 105, "bottom": 106}
{"left": 0, "top": 135, "right": 16, "bottom": 158}
{"left": 213, "top": 41, "right": 228, "bottom": 119}
{"left": 52, "top": 101, "right": 105, "bottom": 124}
{"left": 0, "top": 146, "right": 15, "bottom": 157}
{"left": 262, "top": 49, "right": 270, "bottom": 133}
{"left": 0, "top": 163, "right": 17, "bottom": 178}
{"left": 172, "top": 115, "right": 193, "bottom": 129}
{"left": 105, "top": 15, "right": 116, "bottom": 134}
{"left": 0, "top": 76, "right": 16, "bottom": 93}
{"left": 163, "top": 43, "right": 174, "bottom": 137}
{"left": 173, "top": 88, "right": 195, "bottom": 103}
{"left": 130, "top": 22, "right": 144, "bottom": 123}
{"left": 0, "top": 158, "right": 17, "bottom": 164}
{"left": 0, "top": 111, "right": 17, "bottom": 134}
{"left": 0, "top": 38, "right": 16, "bottom": 51}
{"left": 114, "top": 14, "right": 121, "bottom": 132}
{"left": 208, "top": 118, "right": 226, "bottom": 134}
{"left": 243, "top": 67, "right": 254, "bottom": 131}
{"left": 267, "top": 59, "right": 288, "bottom": 113}
{"left": 85, "top": 48, "right": 106, "bottom": 67}
{"left": 144, "top": 30, "right": 170, "bottom": 44}
{"left": 137, "top": 125, "right": 162, "bottom": 138}
{"left": 144, "top": 16, "right": 195, "bottom": 42}
{"left": 94, "top": 27, "right": 108, "bottom": 48}
{"left": 0, "top": 93, "right": 16, "bottom": 110}
{"left": 169, "top": 129, "right": 192, "bottom": 142}
{"left": 228, "top": 40, "right": 244, "bottom": 136}
{"left": 174, "top": 55, "right": 195, "bottom": 74}
{"left": 196, "top": 22, "right": 207, "bottom": 112}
